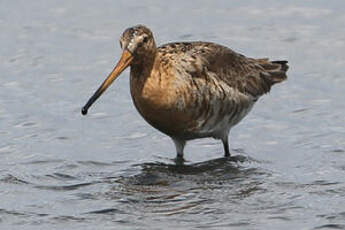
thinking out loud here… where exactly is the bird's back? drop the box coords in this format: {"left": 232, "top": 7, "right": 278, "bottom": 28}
{"left": 151, "top": 42, "right": 288, "bottom": 139}
{"left": 158, "top": 41, "right": 288, "bottom": 98}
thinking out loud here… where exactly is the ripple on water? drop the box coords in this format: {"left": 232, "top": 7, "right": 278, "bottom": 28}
{"left": 86, "top": 208, "right": 127, "bottom": 215}
{"left": 313, "top": 224, "right": 345, "bottom": 230}
{"left": 92, "top": 156, "right": 269, "bottom": 222}
{"left": 46, "top": 173, "right": 77, "bottom": 181}
{"left": 21, "top": 159, "right": 65, "bottom": 165}
{"left": 0, "top": 174, "right": 30, "bottom": 185}
{"left": 34, "top": 182, "right": 98, "bottom": 191}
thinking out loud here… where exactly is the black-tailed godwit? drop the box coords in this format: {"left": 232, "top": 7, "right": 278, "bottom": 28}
{"left": 82, "top": 25, "right": 288, "bottom": 160}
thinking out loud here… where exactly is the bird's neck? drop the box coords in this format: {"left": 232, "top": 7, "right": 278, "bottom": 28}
{"left": 130, "top": 51, "right": 156, "bottom": 78}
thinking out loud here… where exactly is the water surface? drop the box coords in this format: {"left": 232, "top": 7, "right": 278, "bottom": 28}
{"left": 1, "top": 0, "right": 345, "bottom": 229}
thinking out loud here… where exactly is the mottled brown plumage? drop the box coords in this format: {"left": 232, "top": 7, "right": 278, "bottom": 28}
{"left": 82, "top": 25, "right": 288, "bottom": 160}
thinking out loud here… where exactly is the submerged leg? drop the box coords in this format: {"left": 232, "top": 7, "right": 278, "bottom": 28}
{"left": 172, "top": 138, "right": 186, "bottom": 160}
{"left": 222, "top": 137, "right": 230, "bottom": 157}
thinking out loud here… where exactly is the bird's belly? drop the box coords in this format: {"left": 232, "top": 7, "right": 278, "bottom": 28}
{"left": 195, "top": 102, "right": 254, "bottom": 139}
{"left": 132, "top": 87, "right": 254, "bottom": 140}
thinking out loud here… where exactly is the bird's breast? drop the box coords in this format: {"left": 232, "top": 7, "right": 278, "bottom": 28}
{"left": 129, "top": 65, "right": 197, "bottom": 137}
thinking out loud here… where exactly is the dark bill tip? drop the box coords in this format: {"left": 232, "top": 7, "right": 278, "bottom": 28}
{"left": 81, "top": 107, "right": 88, "bottom": 115}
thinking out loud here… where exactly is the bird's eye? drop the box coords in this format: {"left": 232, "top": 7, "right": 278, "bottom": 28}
{"left": 143, "top": 37, "right": 148, "bottom": 43}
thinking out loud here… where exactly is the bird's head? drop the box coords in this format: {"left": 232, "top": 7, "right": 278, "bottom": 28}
{"left": 120, "top": 25, "right": 156, "bottom": 62}
{"left": 81, "top": 25, "right": 155, "bottom": 115}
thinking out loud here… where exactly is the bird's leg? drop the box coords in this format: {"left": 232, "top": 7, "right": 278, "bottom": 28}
{"left": 222, "top": 137, "right": 231, "bottom": 157}
{"left": 172, "top": 138, "right": 186, "bottom": 161}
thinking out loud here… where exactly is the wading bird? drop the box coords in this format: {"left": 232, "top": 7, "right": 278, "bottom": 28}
{"left": 82, "top": 25, "right": 288, "bottom": 161}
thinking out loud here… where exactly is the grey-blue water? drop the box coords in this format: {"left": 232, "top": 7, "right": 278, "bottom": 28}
{"left": 1, "top": 1, "right": 345, "bottom": 229}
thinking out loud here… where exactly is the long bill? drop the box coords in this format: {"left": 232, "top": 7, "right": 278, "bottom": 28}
{"left": 81, "top": 49, "right": 133, "bottom": 115}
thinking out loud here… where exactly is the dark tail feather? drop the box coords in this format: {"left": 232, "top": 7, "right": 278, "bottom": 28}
{"left": 272, "top": 60, "right": 289, "bottom": 72}
{"left": 271, "top": 60, "right": 288, "bottom": 64}
{"left": 267, "top": 60, "right": 288, "bottom": 83}
{"left": 245, "top": 59, "right": 289, "bottom": 97}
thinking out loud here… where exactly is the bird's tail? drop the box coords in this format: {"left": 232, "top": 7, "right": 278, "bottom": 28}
{"left": 266, "top": 60, "right": 289, "bottom": 83}
{"left": 245, "top": 59, "right": 288, "bottom": 96}
{"left": 255, "top": 59, "right": 288, "bottom": 84}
